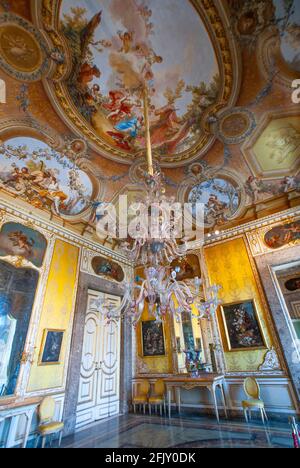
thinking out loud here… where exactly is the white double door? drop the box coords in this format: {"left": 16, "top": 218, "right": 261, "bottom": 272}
{"left": 76, "top": 290, "right": 121, "bottom": 429}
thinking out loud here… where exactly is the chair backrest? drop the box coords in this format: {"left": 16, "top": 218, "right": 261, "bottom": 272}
{"left": 154, "top": 379, "right": 165, "bottom": 396}
{"left": 138, "top": 380, "right": 150, "bottom": 396}
{"left": 38, "top": 396, "right": 56, "bottom": 424}
{"left": 244, "top": 377, "right": 260, "bottom": 399}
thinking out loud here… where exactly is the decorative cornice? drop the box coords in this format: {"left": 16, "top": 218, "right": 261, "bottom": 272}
{"left": 203, "top": 206, "right": 300, "bottom": 247}
{"left": 0, "top": 198, "right": 133, "bottom": 267}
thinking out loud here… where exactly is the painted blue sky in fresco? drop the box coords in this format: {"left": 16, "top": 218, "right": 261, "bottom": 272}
{"left": 0, "top": 137, "right": 93, "bottom": 215}
{"left": 60, "top": 0, "right": 218, "bottom": 117}
{"left": 274, "top": 0, "right": 300, "bottom": 71}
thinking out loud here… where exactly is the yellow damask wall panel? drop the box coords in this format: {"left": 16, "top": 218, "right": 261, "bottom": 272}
{"left": 205, "top": 237, "right": 274, "bottom": 372}
{"left": 136, "top": 303, "right": 173, "bottom": 374}
{"left": 27, "top": 239, "right": 79, "bottom": 392}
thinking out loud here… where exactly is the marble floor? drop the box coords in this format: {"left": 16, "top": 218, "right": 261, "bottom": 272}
{"left": 61, "top": 413, "right": 294, "bottom": 449}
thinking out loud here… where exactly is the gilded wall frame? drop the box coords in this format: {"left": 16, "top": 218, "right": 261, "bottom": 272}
{"left": 38, "top": 328, "right": 65, "bottom": 366}
{"left": 220, "top": 299, "right": 267, "bottom": 352}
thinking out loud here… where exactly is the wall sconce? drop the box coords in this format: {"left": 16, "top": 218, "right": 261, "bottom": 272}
{"left": 20, "top": 347, "right": 36, "bottom": 365}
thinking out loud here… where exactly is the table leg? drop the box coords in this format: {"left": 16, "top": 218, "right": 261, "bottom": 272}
{"left": 22, "top": 412, "right": 32, "bottom": 449}
{"left": 211, "top": 384, "right": 220, "bottom": 423}
{"left": 220, "top": 384, "right": 228, "bottom": 419}
{"left": 176, "top": 387, "right": 181, "bottom": 414}
{"left": 168, "top": 388, "right": 172, "bottom": 418}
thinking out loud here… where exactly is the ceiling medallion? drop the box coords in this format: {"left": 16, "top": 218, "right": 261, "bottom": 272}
{"left": 214, "top": 107, "right": 257, "bottom": 145}
{"left": 0, "top": 13, "right": 50, "bottom": 81}
{"left": 39, "top": 0, "right": 239, "bottom": 166}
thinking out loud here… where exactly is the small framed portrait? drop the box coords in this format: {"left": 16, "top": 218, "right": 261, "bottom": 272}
{"left": 39, "top": 329, "right": 65, "bottom": 365}
{"left": 220, "top": 300, "right": 267, "bottom": 351}
{"left": 141, "top": 321, "right": 166, "bottom": 357}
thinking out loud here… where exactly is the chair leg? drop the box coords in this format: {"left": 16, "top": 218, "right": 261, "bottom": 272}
{"left": 149, "top": 404, "right": 151, "bottom": 416}
{"left": 143, "top": 404, "right": 146, "bottom": 415}
{"left": 58, "top": 431, "right": 63, "bottom": 448}
{"left": 244, "top": 408, "right": 249, "bottom": 423}
{"left": 133, "top": 404, "right": 136, "bottom": 414}
{"left": 248, "top": 409, "right": 252, "bottom": 421}
{"left": 260, "top": 408, "right": 265, "bottom": 424}
{"left": 35, "top": 434, "right": 40, "bottom": 449}
{"left": 263, "top": 408, "right": 268, "bottom": 421}
{"left": 160, "top": 405, "right": 163, "bottom": 417}
{"left": 42, "top": 436, "right": 46, "bottom": 449}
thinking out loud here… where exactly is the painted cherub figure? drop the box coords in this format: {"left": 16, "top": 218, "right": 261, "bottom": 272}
{"left": 118, "top": 30, "right": 134, "bottom": 54}
{"left": 8, "top": 231, "right": 34, "bottom": 255}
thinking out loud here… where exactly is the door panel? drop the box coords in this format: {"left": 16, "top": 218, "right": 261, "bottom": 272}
{"left": 76, "top": 290, "right": 121, "bottom": 429}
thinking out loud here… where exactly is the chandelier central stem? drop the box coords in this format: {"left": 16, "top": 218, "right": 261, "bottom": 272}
{"left": 143, "top": 87, "right": 154, "bottom": 176}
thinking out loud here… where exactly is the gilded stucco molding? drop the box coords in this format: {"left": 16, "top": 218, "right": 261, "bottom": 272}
{"left": 80, "top": 247, "right": 133, "bottom": 285}
{"left": 203, "top": 206, "right": 300, "bottom": 248}
{"left": 0, "top": 197, "right": 133, "bottom": 267}
{"left": 241, "top": 107, "right": 300, "bottom": 180}
{"left": 245, "top": 213, "right": 300, "bottom": 257}
{"left": 257, "top": 27, "right": 300, "bottom": 90}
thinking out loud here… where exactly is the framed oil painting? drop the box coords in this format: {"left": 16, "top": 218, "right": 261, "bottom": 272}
{"left": 141, "top": 321, "right": 165, "bottom": 357}
{"left": 39, "top": 329, "right": 64, "bottom": 365}
{"left": 220, "top": 300, "right": 267, "bottom": 351}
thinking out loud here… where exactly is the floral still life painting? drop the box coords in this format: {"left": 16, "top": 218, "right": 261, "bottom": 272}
{"left": 141, "top": 320, "right": 165, "bottom": 357}
{"left": 221, "top": 300, "right": 267, "bottom": 351}
{"left": 59, "top": 0, "right": 220, "bottom": 157}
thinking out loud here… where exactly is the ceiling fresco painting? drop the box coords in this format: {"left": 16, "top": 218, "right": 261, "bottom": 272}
{"left": 264, "top": 220, "right": 300, "bottom": 249}
{"left": 274, "top": 0, "right": 300, "bottom": 71}
{"left": 0, "top": 137, "right": 94, "bottom": 217}
{"left": 37, "top": 0, "right": 238, "bottom": 165}
{"left": 59, "top": 0, "right": 220, "bottom": 158}
{"left": 188, "top": 177, "right": 241, "bottom": 227}
{"left": 0, "top": 12, "right": 51, "bottom": 81}
{"left": 253, "top": 117, "right": 300, "bottom": 173}
{"left": 0, "top": 222, "right": 47, "bottom": 267}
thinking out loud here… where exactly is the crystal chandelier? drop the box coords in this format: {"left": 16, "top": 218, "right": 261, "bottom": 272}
{"left": 94, "top": 88, "right": 221, "bottom": 325}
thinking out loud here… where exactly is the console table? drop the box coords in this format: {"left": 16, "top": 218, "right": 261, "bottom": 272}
{"left": 0, "top": 398, "right": 40, "bottom": 448}
{"left": 163, "top": 374, "right": 228, "bottom": 422}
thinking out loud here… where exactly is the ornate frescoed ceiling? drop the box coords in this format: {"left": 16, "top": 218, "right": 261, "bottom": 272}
{"left": 242, "top": 110, "right": 300, "bottom": 179}
{"left": 40, "top": 0, "right": 239, "bottom": 166}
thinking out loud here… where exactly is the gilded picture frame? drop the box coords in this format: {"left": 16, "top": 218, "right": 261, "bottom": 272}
{"left": 38, "top": 329, "right": 65, "bottom": 366}
{"left": 141, "top": 320, "right": 166, "bottom": 358}
{"left": 220, "top": 299, "right": 267, "bottom": 352}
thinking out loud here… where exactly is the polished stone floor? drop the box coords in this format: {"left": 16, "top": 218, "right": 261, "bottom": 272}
{"left": 61, "top": 412, "right": 294, "bottom": 449}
